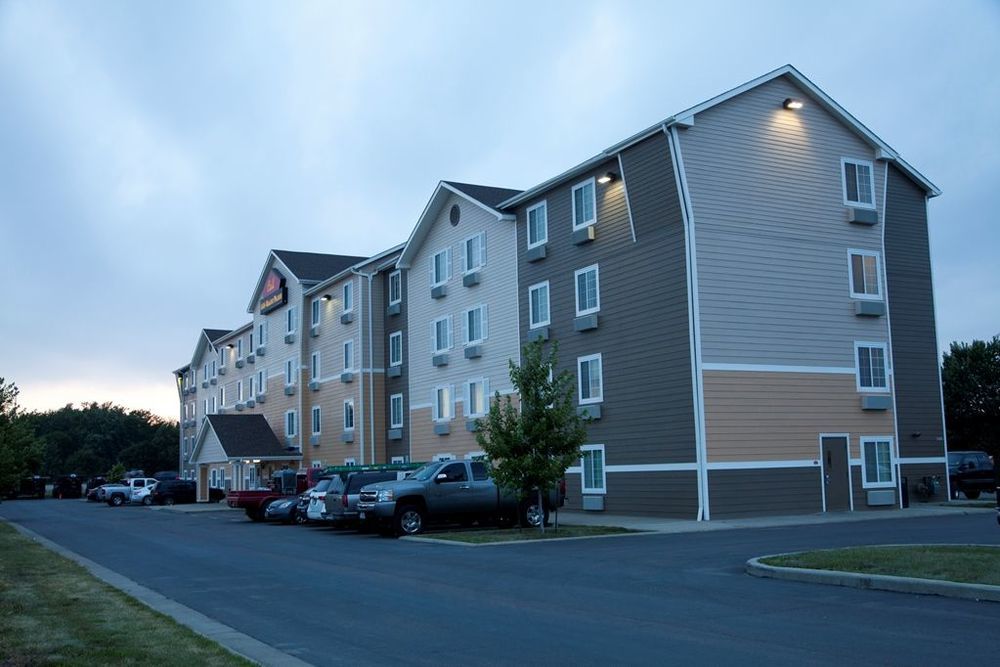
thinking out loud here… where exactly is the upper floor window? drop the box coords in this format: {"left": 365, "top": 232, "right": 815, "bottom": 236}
{"left": 464, "top": 305, "right": 488, "bottom": 345}
{"left": 256, "top": 368, "right": 267, "bottom": 395}
{"left": 431, "top": 248, "right": 451, "bottom": 287}
{"left": 861, "top": 437, "right": 894, "bottom": 488}
{"left": 842, "top": 158, "right": 875, "bottom": 208}
{"left": 343, "top": 340, "right": 354, "bottom": 371}
{"left": 236, "top": 380, "right": 243, "bottom": 402}
{"left": 311, "top": 298, "right": 321, "bottom": 327}
{"left": 433, "top": 385, "right": 453, "bottom": 421}
{"left": 285, "top": 358, "right": 296, "bottom": 386}
{"left": 220, "top": 386, "right": 226, "bottom": 406}
{"left": 389, "top": 331, "right": 403, "bottom": 367}
{"left": 855, "top": 342, "right": 888, "bottom": 392}
{"left": 575, "top": 264, "right": 601, "bottom": 316}
{"left": 465, "top": 378, "right": 488, "bottom": 418}
{"left": 463, "top": 233, "right": 486, "bottom": 273}
{"left": 257, "top": 322, "right": 267, "bottom": 347}
{"left": 285, "top": 410, "right": 297, "bottom": 438}
{"left": 236, "top": 338, "right": 244, "bottom": 359}
{"left": 286, "top": 307, "right": 297, "bottom": 335}
{"left": 849, "top": 250, "right": 881, "bottom": 299}
{"left": 578, "top": 354, "right": 604, "bottom": 404}
{"left": 529, "top": 281, "right": 550, "bottom": 329}
{"left": 311, "top": 406, "right": 322, "bottom": 435}
{"left": 527, "top": 201, "right": 548, "bottom": 248}
{"left": 311, "top": 352, "right": 321, "bottom": 380}
{"left": 390, "top": 393, "right": 404, "bottom": 429}
{"left": 581, "top": 444, "right": 606, "bottom": 494}
{"left": 211, "top": 360, "right": 217, "bottom": 378}
{"left": 218, "top": 348, "right": 226, "bottom": 367}
{"left": 249, "top": 331, "right": 254, "bottom": 351}
{"left": 389, "top": 270, "right": 402, "bottom": 305}
{"left": 432, "top": 316, "right": 452, "bottom": 353}
{"left": 343, "top": 281, "right": 354, "bottom": 313}
{"left": 572, "top": 178, "right": 596, "bottom": 230}
{"left": 343, "top": 400, "right": 355, "bottom": 431}
{"left": 248, "top": 375, "right": 255, "bottom": 398}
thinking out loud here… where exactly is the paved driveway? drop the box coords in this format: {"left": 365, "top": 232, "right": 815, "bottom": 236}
{"left": 2, "top": 500, "right": 998, "bottom": 666}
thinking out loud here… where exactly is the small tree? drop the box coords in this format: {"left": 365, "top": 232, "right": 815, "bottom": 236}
{"left": 476, "top": 340, "right": 587, "bottom": 533}
{"left": 107, "top": 462, "right": 126, "bottom": 482}
{"left": 0, "top": 378, "right": 43, "bottom": 496}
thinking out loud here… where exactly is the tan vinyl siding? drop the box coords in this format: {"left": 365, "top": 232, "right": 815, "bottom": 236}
{"left": 703, "top": 370, "right": 894, "bottom": 462}
{"left": 408, "top": 403, "right": 482, "bottom": 463}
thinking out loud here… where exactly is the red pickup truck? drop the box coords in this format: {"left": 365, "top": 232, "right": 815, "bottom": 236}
{"left": 226, "top": 470, "right": 308, "bottom": 521}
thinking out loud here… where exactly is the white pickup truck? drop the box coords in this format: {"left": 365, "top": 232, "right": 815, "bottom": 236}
{"left": 103, "top": 478, "right": 158, "bottom": 506}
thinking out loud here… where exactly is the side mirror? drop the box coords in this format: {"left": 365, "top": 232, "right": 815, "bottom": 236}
{"left": 435, "top": 473, "right": 449, "bottom": 483}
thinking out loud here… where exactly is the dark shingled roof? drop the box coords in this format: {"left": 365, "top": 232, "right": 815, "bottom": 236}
{"left": 206, "top": 414, "right": 296, "bottom": 459}
{"left": 443, "top": 182, "right": 522, "bottom": 209}
{"left": 204, "top": 329, "right": 230, "bottom": 342}
{"left": 272, "top": 250, "right": 367, "bottom": 283}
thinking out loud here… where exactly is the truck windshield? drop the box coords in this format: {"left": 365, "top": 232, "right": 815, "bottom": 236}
{"left": 407, "top": 463, "right": 444, "bottom": 482}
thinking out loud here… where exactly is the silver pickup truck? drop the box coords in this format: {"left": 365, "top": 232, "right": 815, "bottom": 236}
{"left": 356, "top": 460, "right": 562, "bottom": 536}
{"left": 102, "top": 478, "right": 158, "bottom": 506}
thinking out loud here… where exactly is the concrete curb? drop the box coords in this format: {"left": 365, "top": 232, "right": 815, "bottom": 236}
{"left": 1, "top": 518, "right": 314, "bottom": 666}
{"left": 746, "top": 546, "right": 1000, "bottom": 603}
{"left": 404, "top": 528, "right": 654, "bottom": 547}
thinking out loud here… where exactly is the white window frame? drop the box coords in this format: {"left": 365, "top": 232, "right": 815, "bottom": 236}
{"left": 574, "top": 264, "right": 601, "bottom": 317}
{"left": 311, "top": 298, "right": 321, "bottom": 327}
{"left": 311, "top": 405, "right": 322, "bottom": 435}
{"left": 860, "top": 437, "right": 895, "bottom": 489}
{"left": 390, "top": 393, "right": 404, "bottom": 429}
{"left": 236, "top": 338, "right": 244, "bottom": 360}
{"left": 343, "top": 281, "right": 354, "bottom": 313}
{"left": 581, "top": 444, "right": 606, "bottom": 494}
{"left": 285, "top": 410, "right": 297, "bottom": 438}
{"left": 389, "top": 331, "right": 403, "bottom": 367}
{"left": 390, "top": 456, "right": 406, "bottom": 465}
{"left": 311, "top": 352, "right": 321, "bottom": 381}
{"left": 210, "top": 396, "right": 217, "bottom": 414}
{"left": 286, "top": 306, "right": 297, "bottom": 335}
{"left": 256, "top": 369, "right": 267, "bottom": 396}
{"left": 344, "top": 458, "right": 357, "bottom": 466}
{"left": 841, "top": 157, "right": 876, "bottom": 209}
{"left": 577, "top": 353, "right": 604, "bottom": 405}
{"left": 219, "top": 347, "right": 226, "bottom": 368}
{"left": 431, "top": 316, "right": 452, "bottom": 354}
{"left": 258, "top": 321, "right": 267, "bottom": 347}
{"left": 431, "top": 248, "right": 451, "bottom": 287}
{"left": 343, "top": 400, "right": 355, "bottom": 431}
{"left": 465, "top": 378, "right": 489, "bottom": 418}
{"left": 464, "top": 304, "right": 488, "bottom": 345}
{"left": 854, "top": 342, "right": 889, "bottom": 393}
{"left": 528, "top": 281, "right": 550, "bottom": 329}
{"left": 285, "top": 358, "right": 296, "bottom": 386}
{"left": 462, "top": 232, "right": 487, "bottom": 274}
{"left": 210, "top": 468, "right": 218, "bottom": 488}
{"left": 432, "top": 385, "right": 454, "bottom": 422}
{"left": 571, "top": 177, "right": 597, "bottom": 230}
{"left": 236, "top": 380, "right": 243, "bottom": 403}
{"left": 343, "top": 340, "right": 354, "bottom": 371}
{"left": 526, "top": 200, "right": 548, "bottom": 249}
{"left": 847, "top": 249, "right": 882, "bottom": 300}
{"left": 248, "top": 376, "right": 255, "bottom": 398}
{"left": 388, "top": 270, "right": 402, "bottom": 306}
{"left": 311, "top": 460, "right": 324, "bottom": 469}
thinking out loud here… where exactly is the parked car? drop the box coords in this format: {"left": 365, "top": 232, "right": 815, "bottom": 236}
{"left": 153, "top": 471, "right": 179, "bottom": 481}
{"left": 948, "top": 450, "right": 995, "bottom": 500}
{"left": 264, "top": 493, "right": 309, "bottom": 524}
{"left": 5, "top": 476, "right": 48, "bottom": 500}
{"left": 132, "top": 482, "right": 158, "bottom": 505}
{"left": 52, "top": 474, "right": 83, "bottom": 499}
{"left": 323, "top": 470, "right": 410, "bottom": 529}
{"left": 85, "top": 476, "right": 107, "bottom": 501}
{"left": 226, "top": 469, "right": 308, "bottom": 521}
{"left": 148, "top": 479, "right": 196, "bottom": 505}
{"left": 306, "top": 477, "right": 335, "bottom": 522}
{"left": 104, "top": 478, "right": 158, "bottom": 506}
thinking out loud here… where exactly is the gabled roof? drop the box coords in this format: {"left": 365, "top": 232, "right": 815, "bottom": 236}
{"left": 499, "top": 64, "right": 939, "bottom": 209}
{"left": 190, "top": 414, "right": 299, "bottom": 464}
{"left": 205, "top": 328, "right": 230, "bottom": 342}
{"left": 304, "top": 242, "right": 406, "bottom": 298}
{"left": 396, "top": 181, "right": 522, "bottom": 269}
{"left": 191, "top": 328, "right": 230, "bottom": 368}
{"left": 247, "top": 250, "right": 366, "bottom": 313}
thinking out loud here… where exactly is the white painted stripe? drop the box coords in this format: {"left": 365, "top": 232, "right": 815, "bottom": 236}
{"left": 409, "top": 402, "right": 432, "bottom": 410}
{"left": 566, "top": 464, "right": 698, "bottom": 475}
{"left": 702, "top": 363, "right": 856, "bottom": 375}
{"left": 707, "top": 460, "right": 819, "bottom": 470}
{"left": 849, "top": 458, "right": 862, "bottom": 466}
{"left": 898, "top": 457, "right": 947, "bottom": 465}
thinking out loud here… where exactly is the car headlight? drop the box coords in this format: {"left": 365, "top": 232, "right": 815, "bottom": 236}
{"left": 376, "top": 489, "right": 394, "bottom": 502}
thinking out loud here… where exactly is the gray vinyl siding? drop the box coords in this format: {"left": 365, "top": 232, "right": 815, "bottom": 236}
{"left": 383, "top": 268, "right": 408, "bottom": 462}
{"left": 564, "top": 471, "right": 698, "bottom": 518}
{"left": 514, "top": 130, "right": 696, "bottom": 500}
{"left": 884, "top": 165, "right": 945, "bottom": 459}
{"left": 708, "top": 467, "right": 822, "bottom": 518}
{"left": 680, "top": 75, "right": 890, "bottom": 367}
{"left": 899, "top": 462, "right": 949, "bottom": 503}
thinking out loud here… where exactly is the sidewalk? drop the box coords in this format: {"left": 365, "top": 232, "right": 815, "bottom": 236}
{"left": 149, "top": 502, "right": 240, "bottom": 514}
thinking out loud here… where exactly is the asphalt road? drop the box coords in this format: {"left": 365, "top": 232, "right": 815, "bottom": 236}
{"left": 2, "top": 500, "right": 998, "bottom": 666}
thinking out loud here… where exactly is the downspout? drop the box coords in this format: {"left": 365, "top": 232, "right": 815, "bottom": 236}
{"left": 352, "top": 268, "right": 378, "bottom": 466}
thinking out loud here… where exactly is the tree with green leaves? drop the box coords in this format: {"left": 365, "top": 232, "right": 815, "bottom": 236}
{"left": 0, "top": 378, "right": 44, "bottom": 497}
{"left": 475, "top": 340, "right": 587, "bottom": 533}
{"left": 942, "top": 337, "right": 1000, "bottom": 462}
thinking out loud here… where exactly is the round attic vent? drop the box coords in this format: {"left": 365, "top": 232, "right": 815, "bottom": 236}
{"left": 449, "top": 204, "right": 461, "bottom": 226}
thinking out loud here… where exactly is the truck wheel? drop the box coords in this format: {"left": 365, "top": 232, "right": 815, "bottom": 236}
{"left": 294, "top": 510, "right": 308, "bottom": 525}
{"left": 164, "top": 496, "right": 175, "bottom": 506}
{"left": 964, "top": 489, "right": 980, "bottom": 500}
{"left": 142, "top": 496, "right": 152, "bottom": 506}
{"left": 395, "top": 504, "right": 425, "bottom": 536}
{"left": 109, "top": 494, "right": 125, "bottom": 507}
{"left": 521, "top": 501, "right": 549, "bottom": 528}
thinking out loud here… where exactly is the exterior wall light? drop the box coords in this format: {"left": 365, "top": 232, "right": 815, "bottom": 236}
{"left": 227, "top": 343, "right": 234, "bottom": 349}
{"left": 321, "top": 294, "right": 332, "bottom": 301}
{"left": 597, "top": 171, "right": 617, "bottom": 184}
{"left": 783, "top": 98, "right": 803, "bottom": 110}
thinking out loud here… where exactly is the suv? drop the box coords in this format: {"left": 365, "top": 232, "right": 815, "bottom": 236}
{"left": 948, "top": 450, "right": 995, "bottom": 500}
{"left": 150, "top": 479, "right": 198, "bottom": 505}
{"left": 323, "top": 470, "right": 405, "bottom": 529}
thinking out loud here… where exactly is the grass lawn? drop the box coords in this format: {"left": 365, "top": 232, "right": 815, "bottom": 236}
{"left": 762, "top": 545, "right": 1000, "bottom": 586}
{"left": 425, "top": 524, "right": 641, "bottom": 544}
{"left": 0, "top": 521, "right": 251, "bottom": 666}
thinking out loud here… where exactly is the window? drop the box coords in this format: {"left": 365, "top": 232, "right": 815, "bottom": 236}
{"left": 210, "top": 396, "right": 217, "bottom": 414}
{"left": 465, "top": 378, "right": 488, "bottom": 418}
{"left": 256, "top": 369, "right": 266, "bottom": 395}
{"left": 344, "top": 458, "right": 357, "bottom": 467}
{"left": 388, "top": 270, "right": 402, "bottom": 305}
{"left": 285, "top": 358, "right": 296, "bottom": 386}
{"left": 312, "top": 406, "right": 322, "bottom": 435}
{"left": 578, "top": 354, "right": 603, "bottom": 404}
{"left": 220, "top": 386, "right": 226, "bottom": 406}
{"left": 236, "top": 338, "right": 243, "bottom": 359}
{"left": 842, "top": 158, "right": 875, "bottom": 208}
{"left": 249, "top": 332, "right": 254, "bottom": 352}
{"left": 343, "top": 281, "right": 353, "bottom": 313}
{"left": 391, "top": 456, "right": 406, "bottom": 464}
{"left": 343, "top": 400, "right": 355, "bottom": 431}
{"left": 390, "top": 393, "right": 403, "bottom": 429}
{"left": 432, "top": 316, "right": 452, "bottom": 353}
{"left": 285, "top": 307, "right": 297, "bottom": 335}
{"left": 431, "top": 248, "right": 451, "bottom": 286}
{"left": 311, "top": 298, "right": 321, "bottom": 327}
{"left": 237, "top": 380, "right": 243, "bottom": 402}
{"left": 463, "top": 232, "right": 486, "bottom": 273}
{"left": 343, "top": 340, "right": 353, "bottom": 371}
{"left": 861, "top": 437, "right": 894, "bottom": 488}
{"left": 285, "top": 410, "right": 297, "bottom": 438}
{"left": 575, "top": 265, "right": 600, "bottom": 316}
{"left": 211, "top": 360, "right": 217, "bottom": 378}
{"left": 389, "top": 331, "right": 403, "bottom": 367}
{"left": 258, "top": 322, "right": 267, "bottom": 347}
{"left": 848, "top": 250, "right": 881, "bottom": 299}
{"left": 311, "top": 352, "right": 321, "bottom": 380}
{"left": 204, "top": 398, "right": 208, "bottom": 415}
{"left": 433, "top": 385, "right": 453, "bottom": 421}
{"left": 464, "top": 305, "right": 487, "bottom": 345}
{"left": 529, "top": 281, "right": 550, "bottom": 328}
{"left": 527, "top": 201, "right": 548, "bottom": 248}
{"left": 572, "top": 178, "right": 596, "bottom": 230}
{"left": 248, "top": 376, "right": 255, "bottom": 398}
{"left": 581, "top": 445, "right": 606, "bottom": 494}
{"left": 210, "top": 469, "right": 218, "bottom": 488}
{"left": 855, "top": 343, "right": 888, "bottom": 392}
{"left": 219, "top": 348, "right": 226, "bottom": 367}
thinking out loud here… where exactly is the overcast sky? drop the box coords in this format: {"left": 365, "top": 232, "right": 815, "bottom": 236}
{"left": 1, "top": 0, "right": 997, "bottom": 420}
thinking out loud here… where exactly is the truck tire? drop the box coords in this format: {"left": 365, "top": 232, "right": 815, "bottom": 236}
{"left": 521, "top": 500, "right": 549, "bottom": 528}
{"left": 394, "top": 504, "right": 425, "bottom": 536}
{"left": 109, "top": 494, "right": 125, "bottom": 507}
{"left": 964, "top": 489, "right": 981, "bottom": 500}
{"left": 142, "top": 496, "right": 152, "bottom": 506}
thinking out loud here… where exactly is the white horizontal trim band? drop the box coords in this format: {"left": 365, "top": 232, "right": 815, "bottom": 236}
{"left": 898, "top": 457, "right": 947, "bottom": 465}
{"left": 707, "top": 460, "right": 819, "bottom": 470}
{"left": 702, "top": 363, "right": 856, "bottom": 375}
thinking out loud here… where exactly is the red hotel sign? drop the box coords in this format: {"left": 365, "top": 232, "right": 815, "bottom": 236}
{"left": 259, "top": 269, "right": 288, "bottom": 314}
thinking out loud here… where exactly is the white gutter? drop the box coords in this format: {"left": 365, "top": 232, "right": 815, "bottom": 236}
{"left": 351, "top": 267, "right": 378, "bottom": 466}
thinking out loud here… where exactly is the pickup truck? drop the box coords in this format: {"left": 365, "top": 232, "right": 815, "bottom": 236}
{"left": 948, "top": 450, "right": 995, "bottom": 500}
{"left": 103, "top": 478, "right": 158, "bottom": 506}
{"left": 356, "top": 460, "right": 564, "bottom": 536}
{"left": 227, "top": 469, "right": 308, "bottom": 521}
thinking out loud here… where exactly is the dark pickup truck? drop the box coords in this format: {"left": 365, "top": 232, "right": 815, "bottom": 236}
{"left": 357, "top": 460, "right": 564, "bottom": 536}
{"left": 948, "top": 451, "right": 995, "bottom": 500}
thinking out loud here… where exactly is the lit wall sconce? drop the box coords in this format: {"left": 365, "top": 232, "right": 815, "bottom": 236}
{"left": 597, "top": 171, "right": 617, "bottom": 184}
{"left": 321, "top": 294, "right": 332, "bottom": 301}
{"left": 227, "top": 343, "right": 234, "bottom": 349}
{"left": 783, "top": 98, "right": 803, "bottom": 110}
